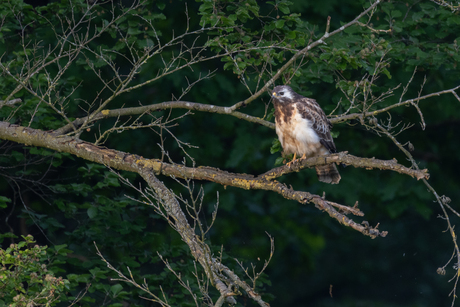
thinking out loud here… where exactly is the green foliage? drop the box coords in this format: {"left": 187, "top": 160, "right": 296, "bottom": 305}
{"left": 0, "top": 196, "right": 10, "bottom": 209}
{"left": 270, "top": 138, "right": 282, "bottom": 155}
{"left": 198, "top": 0, "right": 312, "bottom": 82}
{"left": 0, "top": 235, "right": 70, "bottom": 307}
{"left": 380, "top": 1, "right": 460, "bottom": 70}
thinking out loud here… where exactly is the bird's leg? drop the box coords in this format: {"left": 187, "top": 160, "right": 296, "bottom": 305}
{"left": 286, "top": 153, "right": 297, "bottom": 168}
{"left": 300, "top": 153, "right": 307, "bottom": 160}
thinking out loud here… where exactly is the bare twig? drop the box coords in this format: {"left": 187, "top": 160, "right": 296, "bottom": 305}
{"left": 0, "top": 122, "right": 393, "bottom": 238}
{"left": 373, "top": 120, "right": 459, "bottom": 305}
{"left": 227, "top": 0, "right": 384, "bottom": 112}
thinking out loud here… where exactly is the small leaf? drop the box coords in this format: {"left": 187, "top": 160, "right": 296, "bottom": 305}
{"left": 87, "top": 207, "right": 98, "bottom": 219}
{"left": 111, "top": 284, "right": 123, "bottom": 297}
{"left": 275, "top": 156, "right": 284, "bottom": 166}
{"left": 54, "top": 244, "right": 69, "bottom": 254}
{"left": 127, "top": 27, "right": 141, "bottom": 35}
{"left": 275, "top": 19, "right": 285, "bottom": 29}
{"left": 320, "top": 53, "right": 331, "bottom": 61}
{"left": 391, "top": 10, "right": 402, "bottom": 18}
{"left": 330, "top": 131, "right": 340, "bottom": 138}
{"left": 382, "top": 68, "right": 392, "bottom": 79}
{"left": 0, "top": 196, "right": 11, "bottom": 209}
{"left": 287, "top": 31, "right": 296, "bottom": 39}
{"left": 278, "top": 4, "right": 290, "bottom": 14}
{"left": 270, "top": 138, "right": 281, "bottom": 154}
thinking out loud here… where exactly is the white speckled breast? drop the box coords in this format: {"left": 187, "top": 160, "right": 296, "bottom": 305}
{"left": 276, "top": 108, "right": 327, "bottom": 158}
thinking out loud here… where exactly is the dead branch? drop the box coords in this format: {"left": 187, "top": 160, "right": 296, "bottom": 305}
{"left": 333, "top": 84, "right": 460, "bottom": 124}
{"left": 0, "top": 98, "right": 22, "bottom": 108}
{"left": 51, "top": 101, "right": 275, "bottom": 136}
{"left": 0, "top": 121, "right": 392, "bottom": 238}
{"left": 259, "top": 151, "right": 428, "bottom": 181}
{"left": 373, "top": 120, "right": 460, "bottom": 305}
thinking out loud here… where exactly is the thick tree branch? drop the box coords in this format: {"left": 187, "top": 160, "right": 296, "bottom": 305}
{"left": 138, "top": 169, "right": 239, "bottom": 305}
{"left": 260, "top": 151, "right": 429, "bottom": 181}
{"left": 0, "top": 121, "right": 399, "bottom": 238}
{"left": 0, "top": 121, "right": 267, "bottom": 305}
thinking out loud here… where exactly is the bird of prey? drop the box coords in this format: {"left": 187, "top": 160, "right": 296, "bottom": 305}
{"left": 271, "top": 85, "right": 341, "bottom": 184}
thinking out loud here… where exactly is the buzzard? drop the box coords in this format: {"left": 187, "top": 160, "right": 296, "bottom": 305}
{"left": 271, "top": 85, "right": 341, "bottom": 184}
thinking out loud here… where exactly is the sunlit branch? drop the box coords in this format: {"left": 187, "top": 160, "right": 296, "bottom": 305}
{"left": 0, "top": 121, "right": 395, "bottom": 238}
{"left": 259, "top": 151, "right": 428, "bottom": 181}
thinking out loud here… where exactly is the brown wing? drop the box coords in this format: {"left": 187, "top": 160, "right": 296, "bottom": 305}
{"left": 296, "top": 97, "right": 337, "bottom": 154}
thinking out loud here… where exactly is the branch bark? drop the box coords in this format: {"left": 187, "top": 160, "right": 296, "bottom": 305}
{"left": 0, "top": 121, "right": 403, "bottom": 238}
{"left": 51, "top": 81, "right": 460, "bottom": 138}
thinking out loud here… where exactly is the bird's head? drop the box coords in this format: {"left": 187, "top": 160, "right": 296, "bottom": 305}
{"left": 272, "top": 85, "right": 294, "bottom": 102}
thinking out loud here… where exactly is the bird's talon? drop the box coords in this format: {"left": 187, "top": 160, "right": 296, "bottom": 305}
{"left": 285, "top": 153, "right": 297, "bottom": 168}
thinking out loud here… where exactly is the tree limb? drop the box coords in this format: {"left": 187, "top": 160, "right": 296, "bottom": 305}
{"left": 51, "top": 80, "right": 460, "bottom": 138}
{"left": 51, "top": 101, "right": 275, "bottom": 136}
{"left": 0, "top": 121, "right": 398, "bottom": 238}
{"left": 333, "top": 84, "right": 460, "bottom": 123}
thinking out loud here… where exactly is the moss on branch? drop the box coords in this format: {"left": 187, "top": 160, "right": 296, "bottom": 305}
{"left": 0, "top": 121, "right": 400, "bottom": 238}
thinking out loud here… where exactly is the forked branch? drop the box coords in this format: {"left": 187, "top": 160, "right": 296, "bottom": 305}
{"left": 0, "top": 121, "right": 404, "bottom": 238}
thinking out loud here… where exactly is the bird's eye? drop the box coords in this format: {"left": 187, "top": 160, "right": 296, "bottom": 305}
{"left": 279, "top": 91, "right": 284, "bottom": 95}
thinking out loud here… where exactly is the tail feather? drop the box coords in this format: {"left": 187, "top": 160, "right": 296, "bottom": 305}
{"left": 315, "top": 164, "right": 341, "bottom": 184}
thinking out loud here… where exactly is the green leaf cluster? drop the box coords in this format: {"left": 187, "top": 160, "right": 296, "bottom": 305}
{"left": 380, "top": 1, "right": 460, "bottom": 70}
{"left": 0, "top": 235, "right": 70, "bottom": 307}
